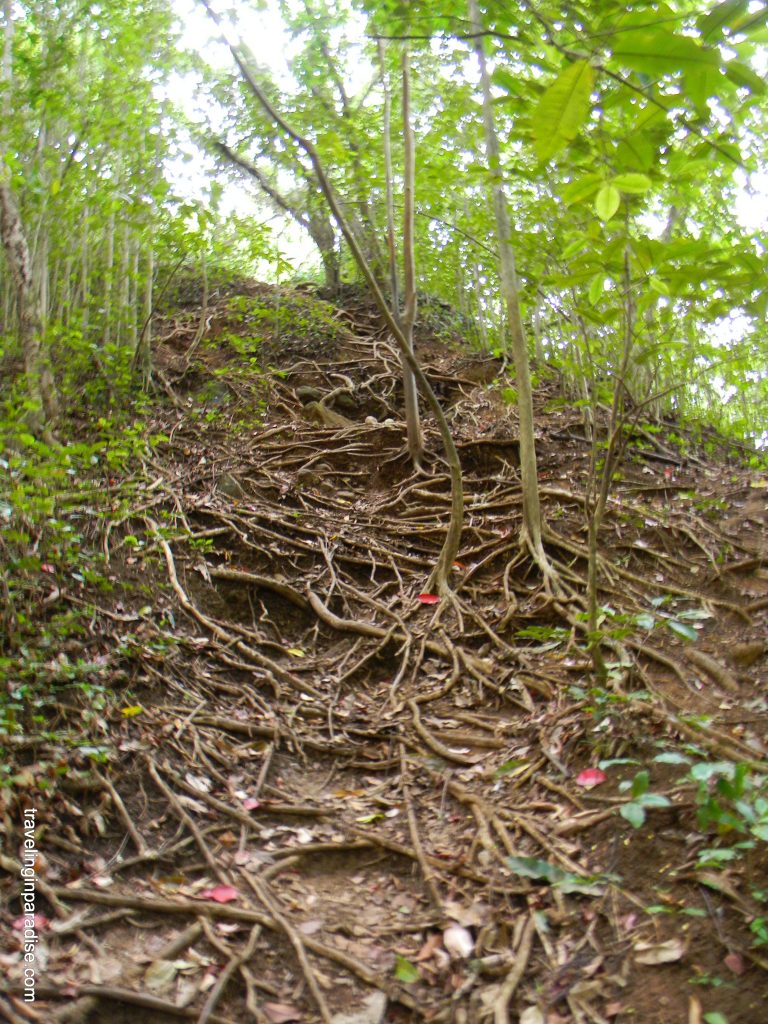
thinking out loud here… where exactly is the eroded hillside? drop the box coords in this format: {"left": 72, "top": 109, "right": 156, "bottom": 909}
{"left": 1, "top": 280, "right": 767, "bottom": 1024}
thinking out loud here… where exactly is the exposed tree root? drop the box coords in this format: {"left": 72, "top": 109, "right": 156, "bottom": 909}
{"left": 6, "top": 294, "right": 767, "bottom": 1024}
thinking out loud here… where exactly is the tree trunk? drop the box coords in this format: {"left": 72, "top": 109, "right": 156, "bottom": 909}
{"left": 103, "top": 198, "right": 116, "bottom": 345}
{"left": 80, "top": 202, "right": 90, "bottom": 337}
{"left": 0, "top": 0, "right": 56, "bottom": 428}
{"left": 133, "top": 242, "right": 154, "bottom": 388}
{"left": 469, "top": 0, "right": 544, "bottom": 559}
{"left": 400, "top": 45, "right": 423, "bottom": 466}
{"left": 306, "top": 212, "right": 340, "bottom": 293}
{"left": 0, "top": 183, "right": 58, "bottom": 428}
{"left": 202, "top": 0, "right": 464, "bottom": 593}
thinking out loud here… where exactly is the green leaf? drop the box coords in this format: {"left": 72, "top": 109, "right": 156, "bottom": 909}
{"left": 533, "top": 60, "right": 594, "bottom": 162}
{"left": 494, "top": 758, "right": 528, "bottom": 778}
{"left": 611, "top": 31, "right": 719, "bottom": 76}
{"left": 675, "top": 608, "right": 712, "bottom": 621}
{"left": 631, "top": 771, "right": 650, "bottom": 799}
{"left": 616, "top": 135, "right": 655, "bottom": 171}
{"left": 731, "top": 5, "right": 768, "bottom": 35}
{"left": 562, "top": 173, "right": 603, "bottom": 205}
{"left": 595, "top": 184, "right": 620, "bottom": 221}
{"left": 699, "top": 0, "right": 749, "bottom": 39}
{"left": 653, "top": 751, "right": 691, "bottom": 765}
{"left": 703, "top": 1013, "right": 730, "bottom": 1024}
{"left": 639, "top": 793, "right": 672, "bottom": 808}
{"left": 588, "top": 274, "right": 604, "bottom": 305}
{"left": 634, "top": 612, "right": 656, "bottom": 630}
{"left": 505, "top": 856, "right": 606, "bottom": 896}
{"left": 724, "top": 60, "right": 767, "bottom": 93}
{"left": 649, "top": 276, "right": 670, "bottom": 296}
{"left": 620, "top": 802, "right": 646, "bottom": 828}
{"left": 690, "top": 762, "right": 735, "bottom": 782}
{"left": 562, "top": 237, "right": 587, "bottom": 259}
{"left": 666, "top": 619, "right": 699, "bottom": 642}
{"left": 492, "top": 67, "right": 519, "bottom": 94}
{"left": 611, "top": 173, "right": 652, "bottom": 194}
{"left": 355, "top": 812, "right": 385, "bottom": 824}
{"left": 685, "top": 67, "right": 725, "bottom": 112}
{"left": 394, "top": 955, "right": 420, "bottom": 983}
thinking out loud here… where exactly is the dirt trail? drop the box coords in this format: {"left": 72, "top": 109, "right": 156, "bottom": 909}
{"left": 1, "top": 284, "right": 766, "bottom": 1024}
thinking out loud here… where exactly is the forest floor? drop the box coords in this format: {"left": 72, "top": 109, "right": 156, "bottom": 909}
{"left": 1, "top": 279, "right": 767, "bottom": 1024}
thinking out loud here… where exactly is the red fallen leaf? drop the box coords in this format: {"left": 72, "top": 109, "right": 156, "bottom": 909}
{"left": 576, "top": 768, "right": 607, "bottom": 788}
{"left": 12, "top": 914, "right": 49, "bottom": 931}
{"left": 452, "top": 561, "right": 466, "bottom": 570}
{"left": 417, "top": 593, "right": 440, "bottom": 605}
{"left": 724, "top": 951, "right": 745, "bottom": 975}
{"left": 242, "top": 798, "right": 261, "bottom": 811}
{"left": 41, "top": 564, "right": 56, "bottom": 574}
{"left": 200, "top": 885, "right": 239, "bottom": 904}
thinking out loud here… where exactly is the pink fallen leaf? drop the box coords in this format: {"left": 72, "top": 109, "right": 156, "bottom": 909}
{"left": 417, "top": 593, "right": 439, "bottom": 605}
{"left": 633, "top": 937, "right": 686, "bottom": 964}
{"left": 41, "top": 564, "right": 56, "bottom": 574}
{"left": 576, "top": 768, "right": 607, "bottom": 788}
{"left": 200, "top": 885, "right": 239, "bottom": 904}
{"left": 264, "top": 1003, "right": 302, "bottom": 1023}
{"left": 297, "top": 919, "right": 322, "bottom": 935}
{"left": 724, "top": 951, "right": 745, "bottom": 975}
{"left": 443, "top": 924, "right": 474, "bottom": 959}
{"left": 242, "top": 798, "right": 261, "bottom": 811}
{"left": 12, "top": 914, "right": 49, "bottom": 931}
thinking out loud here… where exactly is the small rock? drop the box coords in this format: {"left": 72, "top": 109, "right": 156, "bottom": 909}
{"left": 218, "top": 473, "right": 245, "bottom": 499}
{"left": 330, "top": 990, "right": 387, "bottom": 1024}
{"left": 296, "top": 385, "right": 324, "bottom": 404}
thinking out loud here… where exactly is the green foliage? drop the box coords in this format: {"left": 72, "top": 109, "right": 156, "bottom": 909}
{"left": 505, "top": 855, "right": 611, "bottom": 896}
{"left": 222, "top": 291, "right": 352, "bottom": 351}
{"left": 533, "top": 60, "right": 594, "bottom": 163}
{"left": 1, "top": 0, "right": 765, "bottom": 444}
{"left": 687, "top": 760, "right": 768, "bottom": 846}
{"left": 0, "top": 400, "right": 162, "bottom": 733}
{"left": 618, "top": 770, "right": 672, "bottom": 828}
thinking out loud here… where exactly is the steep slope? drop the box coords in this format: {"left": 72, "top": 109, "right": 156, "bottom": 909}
{"left": 1, "top": 280, "right": 766, "bottom": 1024}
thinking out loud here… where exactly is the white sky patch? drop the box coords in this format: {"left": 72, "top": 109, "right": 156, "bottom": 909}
{"left": 164, "top": 2, "right": 768, "bottom": 284}
{"left": 164, "top": 0, "right": 318, "bottom": 274}
{"left": 734, "top": 169, "right": 768, "bottom": 231}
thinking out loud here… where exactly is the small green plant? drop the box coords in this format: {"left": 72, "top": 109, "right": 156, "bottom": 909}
{"left": 618, "top": 769, "right": 672, "bottom": 828}
{"left": 189, "top": 537, "right": 215, "bottom": 553}
{"left": 684, "top": 759, "right": 768, "bottom": 843}
{"left": 750, "top": 917, "right": 768, "bottom": 947}
{"left": 515, "top": 624, "right": 569, "bottom": 644}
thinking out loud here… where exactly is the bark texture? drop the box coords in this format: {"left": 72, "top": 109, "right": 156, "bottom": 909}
{"left": 0, "top": 182, "right": 58, "bottom": 427}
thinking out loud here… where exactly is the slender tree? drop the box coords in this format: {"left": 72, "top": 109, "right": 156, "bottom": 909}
{"left": 468, "top": 0, "right": 548, "bottom": 572}
{"left": 200, "top": 0, "right": 464, "bottom": 593}
{"left": 0, "top": 0, "right": 58, "bottom": 432}
{"left": 399, "top": 44, "right": 423, "bottom": 467}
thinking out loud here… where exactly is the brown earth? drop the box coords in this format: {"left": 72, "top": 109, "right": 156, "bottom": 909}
{"left": 1, "top": 281, "right": 767, "bottom": 1024}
